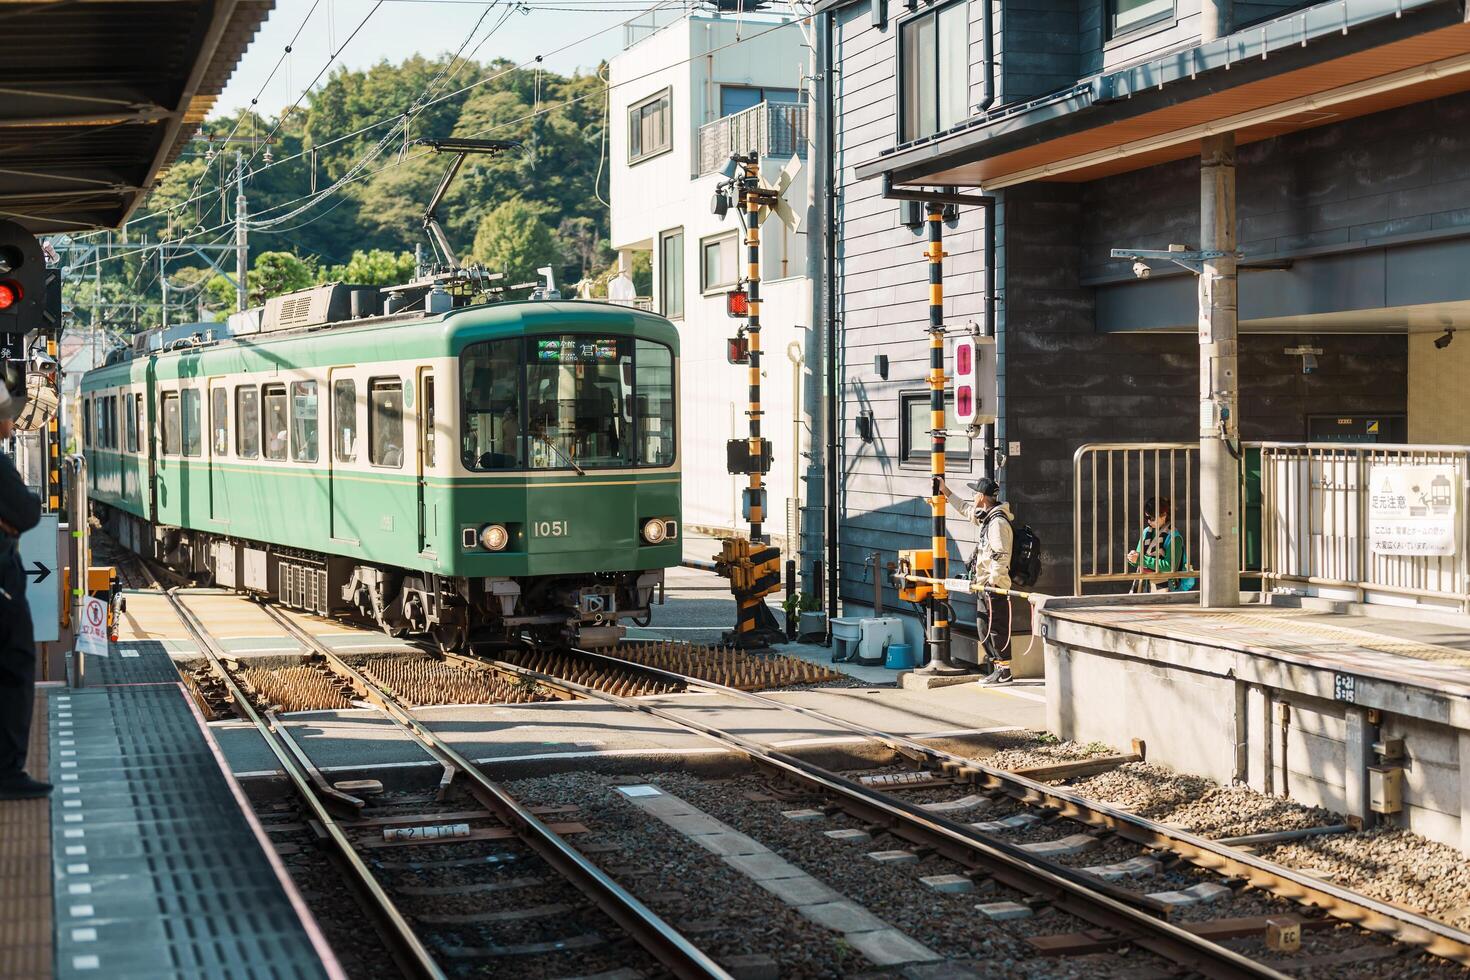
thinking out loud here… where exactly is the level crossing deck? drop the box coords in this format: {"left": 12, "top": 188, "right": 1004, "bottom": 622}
{"left": 0, "top": 637, "right": 341, "bottom": 980}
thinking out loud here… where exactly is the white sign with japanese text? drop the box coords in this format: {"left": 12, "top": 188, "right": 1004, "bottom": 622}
{"left": 1369, "top": 464, "right": 1458, "bottom": 556}
{"left": 76, "top": 595, "right": 109, "bottom": 657}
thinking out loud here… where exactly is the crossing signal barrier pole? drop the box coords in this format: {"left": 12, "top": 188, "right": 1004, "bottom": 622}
{"left": 713, "top": 151, "right": 786, "bottom": 648}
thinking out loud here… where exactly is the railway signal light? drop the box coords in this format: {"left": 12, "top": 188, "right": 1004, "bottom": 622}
{"left": 726, "top": 289, "right": 748, "bottom": 318}
{"left": 0, "top": 220, "right": 53, "bottom": 357}
{"left": 950, "top": 333, "right": 998, "bottom": 429}
{"left": 726, "top": 335, "right": 748, "bottom": 364}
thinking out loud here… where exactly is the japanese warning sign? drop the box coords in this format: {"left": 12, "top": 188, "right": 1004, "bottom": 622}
{"left": 1368, "top": 464, "right": 1459, "bottom": 556}
{"left": 76, "top": 595, "right": 109, "bottom": 657}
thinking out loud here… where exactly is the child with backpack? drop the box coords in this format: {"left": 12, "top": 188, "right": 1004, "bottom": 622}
{"left": 1126, "top": 497, "right": 1197, "bottom": 592}
{"left": 941, "top": 477, "right": 1025, "bottom": 686}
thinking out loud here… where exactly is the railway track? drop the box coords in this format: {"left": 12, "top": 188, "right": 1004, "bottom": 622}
{"left": 452, "top": 643, "right": 1470, "bottom": 977}
{"left": 124, "top": 573, "right": 1470, "bottom": 975}
{"left": 159, "top": 590, "right": 731, "bottom": 980}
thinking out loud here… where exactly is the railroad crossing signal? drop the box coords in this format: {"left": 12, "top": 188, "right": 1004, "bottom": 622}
{"left": 951, "top": 332, "right": 998, "bottom": 429}
{"left": 0, "top": 220, "right": 50, "bottom": 358}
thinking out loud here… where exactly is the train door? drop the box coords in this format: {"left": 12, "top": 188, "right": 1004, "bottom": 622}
{"left": 208, "top": 381, "right": 229, "bottom": 523}
{"left": 416, "top": 368, "right": 435, "bottom": 556}
{"left": 327, "top": 368, "right": 359, "bottom": 544}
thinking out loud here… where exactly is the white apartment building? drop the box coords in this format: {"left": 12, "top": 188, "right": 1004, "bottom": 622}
{"left": 609, "top": 11, "right": 812, "bottom": 554}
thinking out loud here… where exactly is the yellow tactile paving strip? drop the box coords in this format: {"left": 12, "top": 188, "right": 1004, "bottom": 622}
{"left": 0, "top": 691, "right": 49, "bottom": 980}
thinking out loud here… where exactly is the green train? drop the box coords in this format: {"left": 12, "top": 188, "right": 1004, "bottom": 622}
{"left": 80, "top": 283, "right": 681, "bottom": 649}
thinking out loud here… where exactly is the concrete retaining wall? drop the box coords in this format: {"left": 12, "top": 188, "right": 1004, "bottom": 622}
{"left": 1041, "top": 595, "right": 1470, "bottom": 853}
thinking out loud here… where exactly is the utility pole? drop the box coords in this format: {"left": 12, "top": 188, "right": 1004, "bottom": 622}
{"left": 801, "top": 15, "right": 827, "bottom": 605}
{"left": 159, "top": 242, "right": 168, "bottom": 328}
{"left": 235, "top": 148, "right": 248, "bottom": 312}
{"left": 1198, "top": 134, "right": 1240, "bottom": 607}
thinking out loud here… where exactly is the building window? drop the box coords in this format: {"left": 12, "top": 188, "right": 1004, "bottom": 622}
{"left": 161, "top": 393, "right": 181, "bottom": 456}
{"left": 369, "top": 378, "right": 404, "bottom": 468}
{"left": 236, "top": 386, "right": 260, "bottom": 459}
{"left": 333, "top": 379, "right": 357, "bottom": 462}
{"left": 701, "top": 233, "right": 739, "bottom": 292}
{"left": 899, "top": 390, "right": 971, "bottom": 468}
{"left": 899, "top": 1, "right": 968, "bottom": 144}
{"left": 1110, "top": 0, "right": 1174, "bottom": 36}
{"left": 263, "top": 384, "right": 288, "bottom": 461}
{"left": 719, "top": 85, "right": 801, "bottom": 117}
{"left": 628, "top": 88, "right": 672, "bottom": 163}
{"left": 660, "top": 229, "right": 684, "bottom": 319}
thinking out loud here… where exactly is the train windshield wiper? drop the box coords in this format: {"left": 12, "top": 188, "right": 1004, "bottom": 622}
{"left": 536, "top": 434, "right": 584, "bottom": 475}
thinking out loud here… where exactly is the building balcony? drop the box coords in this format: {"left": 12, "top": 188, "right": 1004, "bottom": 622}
{"left": 697, "top": 101, "right": 808, "bottom": 176}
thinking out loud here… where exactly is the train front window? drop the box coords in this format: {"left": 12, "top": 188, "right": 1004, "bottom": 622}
{"left": 525, "top": 336, "right": 633, "bottom": 470}
{"left": 461, "top": 339, "right": 523, "bottom": 471}
{"left": 461, "top": 335, "right": 676, "bottom": 471}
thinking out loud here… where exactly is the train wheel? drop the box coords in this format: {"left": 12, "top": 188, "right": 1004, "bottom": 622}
{"left": 432, "top": 623, "right": 466, "bottom": 654}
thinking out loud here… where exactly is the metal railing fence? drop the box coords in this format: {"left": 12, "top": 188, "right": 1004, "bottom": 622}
{"left": 1073, "top": 441, "right": 1470, "bottom": 610}
{"left": 1256, "top": 442, "right": 1470, "bottom": 610}
{"left": 697, "top": 102, "right": 807, "bottom": 176}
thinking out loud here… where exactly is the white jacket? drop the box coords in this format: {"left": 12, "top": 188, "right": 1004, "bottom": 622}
{"left": 944, "top": 489, "right": 1013, "bottom": 590}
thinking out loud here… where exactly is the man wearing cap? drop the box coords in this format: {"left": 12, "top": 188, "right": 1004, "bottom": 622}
{"left": 941, "top": 477, "right": 1015, "bottom": 686}
{"left": 0, "top": 367, "right": 48, "bottom": 799}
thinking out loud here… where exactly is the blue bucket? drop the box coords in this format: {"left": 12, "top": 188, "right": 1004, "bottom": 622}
{"left": 885, "top": 644, "right": 916, "bottom": 669}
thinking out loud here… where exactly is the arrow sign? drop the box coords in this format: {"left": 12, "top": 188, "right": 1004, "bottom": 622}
{"left": 25, "top": 560, "right": 50, "bottom": 584}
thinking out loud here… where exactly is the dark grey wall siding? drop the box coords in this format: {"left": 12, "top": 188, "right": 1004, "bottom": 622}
{"left": 831, "top": 0, "right": 1409, "bottom": 609}
{"left": 1082, "top": 93, "right": 1470, "bottom": 282}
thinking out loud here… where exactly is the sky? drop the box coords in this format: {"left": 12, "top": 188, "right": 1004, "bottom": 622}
{"left": 210, "top": 0, "right": 694, "bottom": 121}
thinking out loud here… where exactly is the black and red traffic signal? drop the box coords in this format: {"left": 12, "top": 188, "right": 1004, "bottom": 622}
{"left": 0, "top": 220, "right": 48, "bottom": 358}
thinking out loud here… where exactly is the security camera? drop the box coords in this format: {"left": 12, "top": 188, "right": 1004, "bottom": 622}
{"left": 1132, "top": 260, "right": 1151, "bottom": 280}
{"left": 1435, "top": 329, "right": 1455, "bottom": 350}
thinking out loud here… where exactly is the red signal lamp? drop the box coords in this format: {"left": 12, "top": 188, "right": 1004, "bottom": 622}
{"left": 726, "top": 336, "right": 749, "bottom": 365}
{"left": 726, "top": 288, "right": 749, "bottom": 318}
{"left": 0, "top": 281, "right": 18, "bottom": 310}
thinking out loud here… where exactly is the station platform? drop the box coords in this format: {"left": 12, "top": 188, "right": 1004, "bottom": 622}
{"left": 0, "top": 649, "right": 341, "bottom": 979}
{"left": 1039, "top": 592, "right": 1470, "bottom": 854}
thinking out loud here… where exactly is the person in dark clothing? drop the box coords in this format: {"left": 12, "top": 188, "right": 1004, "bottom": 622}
{"left": 0, "top": 369, "right": 48, "bottom": 800}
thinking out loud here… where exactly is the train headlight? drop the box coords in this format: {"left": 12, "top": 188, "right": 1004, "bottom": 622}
{"left": 480, "top": 523, "right": 509, "bottom": 551}
{"left": 641, "top": 518, "right": 667, "bottom": 544}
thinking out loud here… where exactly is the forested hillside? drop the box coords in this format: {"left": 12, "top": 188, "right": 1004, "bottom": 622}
{"left": 65, "top": 54, "right": 614, "bottom": 330}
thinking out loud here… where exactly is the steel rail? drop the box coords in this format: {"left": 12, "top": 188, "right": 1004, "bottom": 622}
{"left": 162, "top": 591, "right": 446, "bottom": 980}
{"left": 463, "top": 648, "right": 1285, "bottom": 980}
{"left": 258, "top": 605, "right": 733, "bottom": 980}
{"left": 561, "top": 644, "right": 1470, "bottom": 968}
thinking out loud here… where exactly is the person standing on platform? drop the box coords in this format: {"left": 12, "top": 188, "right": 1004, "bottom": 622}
{"left": 941, "top": 477, "right": 1015, "bottom": 686}
{"left": 0, "top": 369, "right": 47, "bottom": 800}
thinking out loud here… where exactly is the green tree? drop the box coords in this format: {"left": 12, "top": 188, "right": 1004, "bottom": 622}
{"left": 470, "top": 199, "right": 560, "bottom": 286}
{"left": 325, "top": 249, "right": 417, "bottom": 285}
{"left": 248, "top": 251, "right": 316, "bottom": 303}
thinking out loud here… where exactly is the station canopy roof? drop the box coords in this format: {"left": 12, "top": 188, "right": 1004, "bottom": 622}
{"left": 0, "top": 0, "right": 272, "bottom": 234}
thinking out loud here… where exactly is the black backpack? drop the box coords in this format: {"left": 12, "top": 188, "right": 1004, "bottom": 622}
{"left": 980, "top": 511, "right": 1043, "bottom": 590}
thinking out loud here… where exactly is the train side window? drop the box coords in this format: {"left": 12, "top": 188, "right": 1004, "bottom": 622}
{"left": 210, "top": 388, "right": 228, "bottom": 456}
{"left": 369, "top": 378, "right": 404, "bottom": 468}
{"left": 136, "top": 395, "right": 146, "bottom": 454}
{"left": 422, "top": 374, "right": 436, "bottom": 467}
{"left": 161, "top": 392, "right": 181, "bottom": 455}
{"left": 333, "top": 379, "right": 357, "bottom": 462}
{"left": 83, "top": 398, "right": 91, "bottom": 448}
{"left": 182, "top": 388, "right": 202, "bottom": 457}
{"left": 263, "top": 384, "right": 288, "bottom": 461}
{"left": 291, "top": 380, "right": 319, "bottom": 463}
{"left": 236, "top": 387, "right": 260, "bottom": 458}
{"left": 125, "top": 393, "right": 139, "bottom": 453}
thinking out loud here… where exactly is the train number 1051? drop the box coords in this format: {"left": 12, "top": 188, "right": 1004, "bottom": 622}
{"left": 533, "top": 520, "right": 569, "bottom": 538}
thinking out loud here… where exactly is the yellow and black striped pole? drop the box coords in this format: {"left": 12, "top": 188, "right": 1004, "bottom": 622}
{"left": 47, "top": 337, "right": 60, "bottom": 513}
{"left": 925, "top": 203, "right": 954, "bottom": 670}
{"left": 744, "top": 158, "right": 764, "bottom": 545}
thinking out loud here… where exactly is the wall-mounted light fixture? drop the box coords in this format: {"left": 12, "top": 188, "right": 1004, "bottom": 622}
{"left": 874, "top": 354, "right": 889, "bottom": 379}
